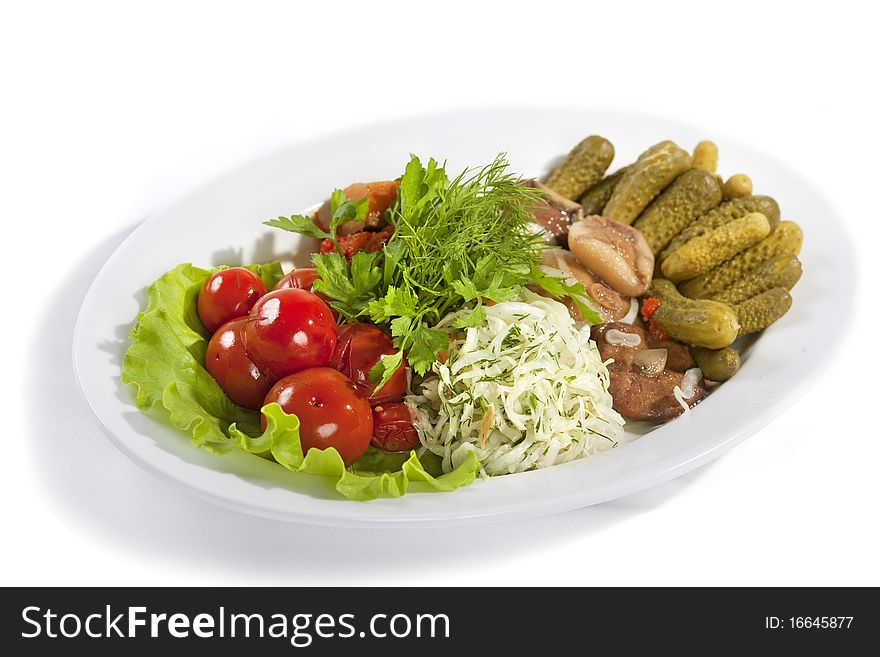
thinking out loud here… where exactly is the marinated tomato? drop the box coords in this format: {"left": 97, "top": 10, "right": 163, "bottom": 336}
{"left": 273, "top": 268, "right": 338, "bottom": 319}
{"left": 314, "top": 180, "right": 399, "bottom": 232}
{"left": 371, "top": 403, "right": 419, "bottom": 452}
{"left": 343, "top": 180, "right": 399, "bottom": 225}
{"left": 243, "top": 288, "right": 337, "bottom": 379}
{"left": 330, "top": 323, "right": 407, "bottom": 405}
{"left": 273, "top": 267, "right": 320, "bottom": 292}
{"left": 263, "top": 367, "right": 373, "bottom": 465}
{"left": 319, "top": 225, "right": 394, "bottom": 262}
{"left": 197, "top": 267, "right": 266, "bottom": 333}
{"left": 205, "top": 317, "right": 275, "bottom": 410}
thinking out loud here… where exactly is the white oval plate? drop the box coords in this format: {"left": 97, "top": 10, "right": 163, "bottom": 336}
{"left": 73, "top": 108, "right": 853, "bottom": 527}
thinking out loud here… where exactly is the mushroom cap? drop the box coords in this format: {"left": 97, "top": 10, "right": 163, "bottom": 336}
{"left": 568, "top": 215, "right": 654, "bottom": 297}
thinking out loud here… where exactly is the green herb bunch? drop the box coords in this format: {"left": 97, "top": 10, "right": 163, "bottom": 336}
{"left": 265, "top": 154, "right": 598, "bottom": 391}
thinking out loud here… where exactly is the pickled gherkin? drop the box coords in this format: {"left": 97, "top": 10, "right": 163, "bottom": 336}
{"left": 646, "top": 280, "right": 740, "bottom": 349}
{"left": 603, "top": 141, "right": 691, "bottom": 225}
{"left": 722, "top": 174, "right": 753, "bottom": 200}
{"left": 678, "top": 221, "right": 804, "bottom": 299}
{"left": 545, "top": 136, "right": 615, "bottom": 200}
{"left": 692, "top": 140, "right": 719, "bottom": 173}
{"left": 690, "top": 346, "right": 740, "bottom": 382}
{"left": 659, "top": 195, "right": 781, "bottom": 264}
{"left": 633, "top": 168, "right": 722, "bottom": 254}
{"left": 578, "top": 166, "right": 629, "bottom": 215}
{"left": 709, "top": 254, "right": 802, "bottom": 304}
{"left": 735, "top": 287, "right": 792, "bottom": 336}
{"left": 646, "top": 278, "right": 683, "bottom": 303}
{"left": 660, "top": 212, "right": 772, "bottom": 282}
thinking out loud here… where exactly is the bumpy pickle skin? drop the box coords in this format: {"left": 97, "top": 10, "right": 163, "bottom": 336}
{"left": 691, "top": 140, "right": 719, "bottom": 173}
{"left": 647, "top": 278, "right": 683, "bottom": 302}
{"left": 578, "top": 166, "right": 629, "bottom": 215}
{"left": 735, "top": 287, "right": 793, "bottom": 335}
{"left": 661, "top": 212, "right": 772, "bottom": 282}
{"left": 660, "top": 195, "right": 781, "bottom": 264}
{"left": 647, "top": 280, "right": 740, "bottom": 349}
{"left": 633, "top": 168, "right": 723, "bottom": 254}
{"left": 545, "top": 136, "right": 615, "bottom": 200}
{"left": 603, "top": 141, "right": 691, "bottom": 225}
{"left": 690, "top": 346, "right": 741, "bottom": 382}
{"left": 709, "top": 254, "right": 802, "bottom": 304}
{"left": 722, "top": 174, "right": 753, "bottom": 200}
{"left": 678, "top": 221, "right": 804, "bottom": 299}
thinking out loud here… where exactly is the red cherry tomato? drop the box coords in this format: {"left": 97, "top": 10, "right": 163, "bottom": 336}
{"left": 263, "top": 367, "right": 373, "bottom": 466}
{"left": 243, "top": 288, "right": 337, "bottom": 379}
{"left": 205, "top": 317, "right": 275, "bottom": 410}
{"left": 273, "top": 267, "right": 320, "bottom": 291}
{"left": 197, "top": 267, "right": 267, "bottom": 333}
{"left": 273, "top": 268, "right": 338, "bottom": 319}
{"left": 330, "top": 323, "right": 408, "bottom": 405}
{"left": 372, "top": 403, "right": 420, "bottom": 452}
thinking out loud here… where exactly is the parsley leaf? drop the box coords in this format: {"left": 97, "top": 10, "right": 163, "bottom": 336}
{"left": 311, "top": 250, "right": 381, "bottom": 320}
{"left": 530, "top": 266, "right": 602, "bottom": 324}
{"left": 407, "top": 325, "right": 450, "bottom": 376}
{"left": 263, "top": 214, "right": 329, "bottom": 241}
{"left": 264, "top": 189, "right": 369, "bottom": 257}
{"left": 368, "top": 350, "right": 405, "bottom": 393}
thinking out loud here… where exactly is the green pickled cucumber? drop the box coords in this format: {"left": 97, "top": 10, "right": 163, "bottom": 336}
{"left": 735, "top": 287, "right": 792, "bottom": 335}
{"left": 678, "top": 221, "right": 804, "bottom": 299}
{"left": 603, "top": 141, "right": 691, "bottom": 225}
{"left": 661, "top": 212, "right": 772, "bottom": 282}
{"left": 692, "top": 140, "right": 719, "bottom": 173}
{"left": 660, "top": 195, "right": 781, "bottom": 264}
{"left": 633, "top": 168, "right": 722, "bottom": 254}
{"left": 690, "top": 346, "right": 741, "bottom": 382}
{"left": 722, "top": 174, "right": 753, "bottom": 200}
{"left": 545, "top": 136, "right": 615, "bottom": 200}
{"left": 578, "top": 166, "right": 629, "bottom": 215}
{"left": 709, "top": 254, "right": 802, "bottom": 304}
{"left": 646, "top": 279, "right": 740, "bottom": 349}
{"left": 647, "top": 278, "right": 684, "bottom": 303}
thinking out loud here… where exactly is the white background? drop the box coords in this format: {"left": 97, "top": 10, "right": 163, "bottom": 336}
{"left": 2, "top": 0, "right": 877, "bottom": 586}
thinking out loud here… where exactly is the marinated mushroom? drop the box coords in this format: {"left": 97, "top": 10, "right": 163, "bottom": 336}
{"left": 541, "top": 248, "right": 632, "bottom": 321}
{"left": 590, "top": 322, "right": 706, "bottom": 422}
{"left": 523, "top": 179, "right": 584, "bottom": 246}
{"left": 568, "top": 215, "right": 655, "bottom": 297}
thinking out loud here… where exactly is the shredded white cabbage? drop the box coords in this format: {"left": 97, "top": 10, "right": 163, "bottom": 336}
{"left": 406, "top": 289, "right": 625, "bottom": 475}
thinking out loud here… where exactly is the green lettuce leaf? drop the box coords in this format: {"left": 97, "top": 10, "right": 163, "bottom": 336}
{"left": 121, "top": 262, "right": 479, "bottom": 500}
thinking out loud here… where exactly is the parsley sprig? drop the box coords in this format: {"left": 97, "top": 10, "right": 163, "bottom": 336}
{"left": 264, "top": 189, "right": 369, "bottom": 257}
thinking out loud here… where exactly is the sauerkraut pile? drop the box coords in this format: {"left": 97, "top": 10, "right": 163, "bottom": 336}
{"left": 406, "top": 289, "right": 625, "bottom": 475}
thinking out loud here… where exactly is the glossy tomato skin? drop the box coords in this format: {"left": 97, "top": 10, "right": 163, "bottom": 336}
{"left": 243, "top": 288, "right": 337, "bottom": 379}
{"left": 273, "top": 267, "right": 320, "bottom": 292}
{"left": 330, "top": 323, "right": 407, "bottom": 405}
{"left": 263, "top": 367, "right": 373, "bottom": 465}
{"left": 371, "top": 403, "right": 420, "bottom": 452}
{"left": 198, "top": 267, "right": 267, "bottom": 333}
{"left": 273, "top": 268, "right": 338, "bottom": 319}
{"left": 205, "top": 317, "right": 275, "bottom": 410}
